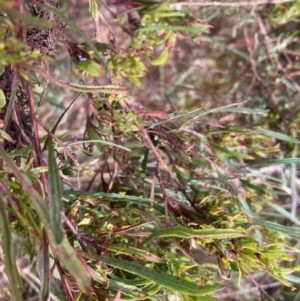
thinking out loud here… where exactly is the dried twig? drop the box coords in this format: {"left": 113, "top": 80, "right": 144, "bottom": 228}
{"left": 134, "top": 121, "right": 180, "bottom": 186}
{"left": 156, "top": 161, "right": 171, "bottom": 227}
{"left": 256, "top": 14, "right": 300, "bottom": 97}
{"left": 242, "top": 26, "right": 273, "bottom": 101}
{"left": 25, "top": 81, "right": 48, "bottom": 193}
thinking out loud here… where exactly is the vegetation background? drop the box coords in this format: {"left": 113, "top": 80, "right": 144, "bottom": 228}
{"left": 0, "top": 0, "right": 300, "bottom": 300}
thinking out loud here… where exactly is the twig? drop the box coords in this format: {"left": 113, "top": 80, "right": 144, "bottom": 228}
{"left": 87, "top": 170, "right": 100, "bottom": 191}
{"left": 56, "top": 261, "right": 74, "bottom": 301}
{"left": 255, "top": 14, "right": 300, "bottom": 97}
{"left": 246, "top": 272, "right": 267, "bottom": 301}
{"left": 108, "top": 161, "right": 119, "bottom": 192}
{"left": 213, "top": 281, "right": 281, "bottom": 299}
{"left": 62, "top": 213, "right": 87, "bottom": 251}
{"left": 134, "top": 121, "right": 180, "bottom": 186}
{"left": 35, "top": 117, "right": 80, "bottom": 169}
{"left": 156, "top": 161, "right": 171, "bottom": 227}
{"left": 98, "top": 11, "right": 116, "bottom": 44}
{"left": 25, "top": 81, "right": 48, "bottom": 194}
{"left": 242, "top": 26, "right": 273, "bottom": 102}
{"left": 10, "top": 100, "right": 32, "bottom": 145}
{"left": 4, "top": 66, "right": 19, "bottom": 132}
{"left": 38, "top": 59, "right": 49, "bottom": 106}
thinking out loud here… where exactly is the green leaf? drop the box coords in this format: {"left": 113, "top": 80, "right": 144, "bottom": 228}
{"left": 258, "top": 128, "right": 299, "bottom": 144}
{"left": 0, "top": 130, "right": 14, "bottom": 143}
{"left": 0, "top": 146, "right": 49, "bottom": 225}
{"left": 63, "top": 191, "right": 164, "bottom": 213}
{"left": 240, "top": 179, "right": 265, "bottom": 194}
{"left": 5, "top": 136, "right": 47, "bottom": 157}
{"left": 128, "top": 76, "right": 142, "bottom": 87}
{"left": 181, "top": 295, "right": 220, "bottom": 301}
{"left": 210, "top": 143, "right": 254, "bottom": 160}
{"left": 268, "top": 202, "right": 300, "bottom": 226}
{"left": 85, "top": 125, "right": 132, "bottom": 152}
{"left": 56, "top": 237, "right": 92, "bottom": 295}
{"left": 142, "top": 225, "right": 246, "bottom": 244}
{"left": 78, "top": 59, "right": 101, "bottom": 76}
{"left": 146, "top": 48, "right": 168, "bottom": 66}
{"left": 0, "top": 89, "right": 6, "bottom": 109}
{"left": 83, "top": 254, "right": 222, "bottom": 296}
{"left": 254, "top": 218, "right": 300, "bottom": 237}
{"left": 246, "top": 158, "right": 300, "bottom": 167}
{"left": 164, "top": 102, "right": 244, "bottom": 129}
{"left": 0, "top": 196, "right": 22, "bottom": 301}
{"left": 104, "top": 244, "right": 163, "bottom": 263}
{"left": 89, "top": 0, "right": 98, "bottom": 19}
{"left": 138, "top": 25, "right": 208, "bottom": 33}
{"left": 227, "top": 45, "right": 249, "bottom": 60}
{"left": 48, "top": 136, "right": 64, "bottom": 244}
{"left": 37, "top": 231, "right": 50, "bottom": 301}
{"left": 50, "top": 283, "right": 68, "bottom": 301}
{"left": 56, "top": 80, "right": 126, "bottom": 93}
{"left": 43, "top": 94, "right": 80, "bottom": 151}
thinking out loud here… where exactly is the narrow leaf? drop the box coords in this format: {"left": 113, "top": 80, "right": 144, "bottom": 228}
{"left": 43, "top": 94, "right": 81, "bottom": 151}
{"left": 138, "top": 25, "right": 208, "bottom": 33}
{"left": 240, "top": 179, "right": 265, "bottom": 194}
{"left": 74, "top": 134, "right": 131, "bottom": 152}
{"left": 57, "top": 80, "right": 126, "bottom": 93}
{"left": 48, "top": 136, "right": 64, "bottom": 244}
{"left": 0, "top": 195, "right": 22, "bottom": 301}
{"left": 37, "top": 231, "right": 50, "bottom": 301}
{"left": 83, "top": 254, "right": 221, "bottom": 296}
{"left": 0, "top": 89, "right": 5, "bottom": 109}
{"left": 104, "top": 244, "right": 163, "bottom": 263}
{"left": 246, "top": 158, "right": 300, "bottom": 167}
{"left": 254, "top": 218, "right": 300, "bottom": 237}
{"left": 268, "top": 202, "right": 300, "bottom": 226}
{"left": 63, "top": 191, "right": 164, "bottom": 213}
{"left": 0, "top": 147, "right": 91, "bottom": 294}
{"left": 89, "top": 0, "right": 98, "bottom": 19}
{"left": 56, "top": 237, "right": 92, "bottom": 294}
{"left": 142, "top": 225, "right": 246, "bottom": 244}
{"left": 210, "top": 143, "right": 254, "bottom": 160}
{"left": 258, "top": 128, "right": 299, "bottom": 144}
{"left": 228, "top": 45, "right": 249, "bottom": 60}
{"left": 0, "top": 147, "right": 49, "bottom": 225}
{"left": 50, "top": 283, "right": 68, "bottom": 301}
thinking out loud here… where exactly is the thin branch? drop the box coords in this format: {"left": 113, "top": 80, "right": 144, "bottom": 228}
{"left": 25, "top": 81, "right": 48, "bottom": 194}
{"left": 56, "top": 261, "right": 74, "bottom": 301}
{"left": 213, "top": 281, "right": 281, "bottom": 299}
{"left": 38, "top": 59, "right": 50, "bottom": 106}
{"left": 134, "top": 121, "right": 180, "bottom": 186}
{"left": 34, "top": 117, "right": 80, "bottom": 169}
{"left": 156, "top": 161, "right": 171, "bottom": 227}
{"left": 108, "top": 161, "right": 119, "bottom": 192}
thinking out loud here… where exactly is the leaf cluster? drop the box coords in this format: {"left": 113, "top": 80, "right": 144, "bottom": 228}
{"left": 0, "top": 1, "right": 299, "bottom": 301}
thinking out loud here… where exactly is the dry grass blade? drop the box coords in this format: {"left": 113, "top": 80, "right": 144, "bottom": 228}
{"left": 178, "top": 0, "right": 294, "bottom": 6}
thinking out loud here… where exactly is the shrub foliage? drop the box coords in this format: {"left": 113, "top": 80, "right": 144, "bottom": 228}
{"left": 0, "top": 1, "right": 299, "bottom": 301}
